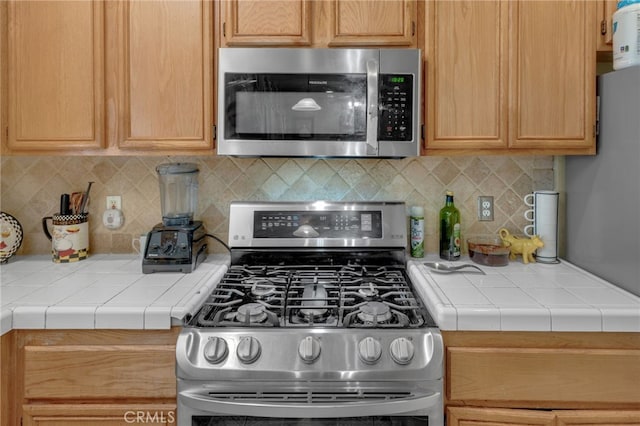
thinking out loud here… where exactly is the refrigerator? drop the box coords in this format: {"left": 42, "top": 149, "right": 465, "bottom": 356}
{"left": 565, "top": 65, "right": 640, "bottom": 297}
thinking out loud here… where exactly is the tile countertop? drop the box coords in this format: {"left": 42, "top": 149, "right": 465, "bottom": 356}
{"left": 0, "top": 254, "right": 229, "bottom": 336}
{"left": 408, "top": 255, "right": 640, "bottom": 332}
{"left": 2, "top": 254, "right": 639, "bottom": 335}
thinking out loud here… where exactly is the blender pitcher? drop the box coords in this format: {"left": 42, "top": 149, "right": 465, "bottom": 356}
{"left": 157, "top": 163, "right": 199, "bottom": 226}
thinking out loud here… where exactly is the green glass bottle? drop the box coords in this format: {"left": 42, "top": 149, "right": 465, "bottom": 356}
{"left": 439, "top": 191, "right": 461, "bottom": 260}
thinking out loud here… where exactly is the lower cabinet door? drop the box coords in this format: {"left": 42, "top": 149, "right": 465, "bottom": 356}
{"left": 447, "top": 407, "right": 556, "bottom": 426}
{"left": 447, "top": 407, "right": 640, "bottom": 426}
{"left": 22, "top": 404, "right": 176, "bottom": 426}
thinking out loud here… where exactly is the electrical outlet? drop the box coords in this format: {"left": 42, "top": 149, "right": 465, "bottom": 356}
{"left": 478, "top": 195, "right": 494, "bottom": 221}
{"left": 106, "top": 195, "right": 122, "bottom": 210}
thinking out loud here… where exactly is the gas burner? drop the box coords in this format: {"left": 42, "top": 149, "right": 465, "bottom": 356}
{"left": 357, "top": 282, "right": 379, "bottom": 298}
{"left": 297, "top": 307, "right": 330, "bottom": 322}
{"left": 249, "top": 280, "right": 278, "bottom": 299}
{"left": 187, "top": 261, "right": 432, "bottom": 329}
{"left": 236, "top": 303, "right": 268, "bottom": 324}
{"left": 356, "top": 301, "right": 393, "bottom": 324}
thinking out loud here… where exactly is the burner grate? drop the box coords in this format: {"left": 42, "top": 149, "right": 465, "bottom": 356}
{"left": 189, "top": 263, "right": 430, "bottom": 328}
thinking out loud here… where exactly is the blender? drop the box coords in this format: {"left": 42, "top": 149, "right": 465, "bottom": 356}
{"left": 142, "top": 163, "right": 207, "bottom": 273}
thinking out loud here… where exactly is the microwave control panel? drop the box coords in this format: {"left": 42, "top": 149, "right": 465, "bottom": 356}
{"left": 378, "top": 74, "right": 413, "bottom": 141}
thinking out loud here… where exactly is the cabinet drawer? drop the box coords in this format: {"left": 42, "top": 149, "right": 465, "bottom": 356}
{"left": 23, "top": 345, "right": 175, "bottom": 399}
{"left": 447, "top": 347, "right": 640, "bottom": 405}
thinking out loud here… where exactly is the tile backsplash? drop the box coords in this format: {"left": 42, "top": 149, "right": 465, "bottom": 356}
{"left": 0, "top": 155, "right": 554, "bottom": 255}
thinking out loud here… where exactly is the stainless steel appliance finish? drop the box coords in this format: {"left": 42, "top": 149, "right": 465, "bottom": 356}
{"left": 176, "top": 201, "right": 443, "bottom": 426}
{"left": 217, "top": 48, "right": 421, "bottom": 158}
{"left": 565, "top": 66, "right": 640, "bottom": 296}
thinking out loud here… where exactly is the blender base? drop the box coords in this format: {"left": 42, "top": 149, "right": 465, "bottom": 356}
{"left": 142, "top": 221, "right": 208, "bottom": 274}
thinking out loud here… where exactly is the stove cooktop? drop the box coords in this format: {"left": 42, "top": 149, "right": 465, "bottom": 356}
{"left": 186, "top": 262, "right": 436, "bottom": 329}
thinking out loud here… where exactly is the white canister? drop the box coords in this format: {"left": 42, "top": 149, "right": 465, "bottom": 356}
{"left": 613, "top": 0, "right": 640, "bottom": 70}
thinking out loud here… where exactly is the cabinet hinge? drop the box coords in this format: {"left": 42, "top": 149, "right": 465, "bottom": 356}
{"left": 412, "top": 21, "right": 416, "bottom": 36}
{"left": 600, "top": 19, "right": 607, "bottom": 36}
{"left": 223, "top": 22, "right": 226, "bottom": 38}
{"left": 421, "top": 124, "right": 425, "bottom": 141}
{"left": 213, "top": 124, "right": 217, "bottom": 141}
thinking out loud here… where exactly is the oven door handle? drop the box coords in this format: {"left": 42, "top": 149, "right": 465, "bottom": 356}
{"left": 179, "top": 391, "right": 441, "bottom": 418}
{"left": 365, "top": 58, "right": 379, "bottom": 156}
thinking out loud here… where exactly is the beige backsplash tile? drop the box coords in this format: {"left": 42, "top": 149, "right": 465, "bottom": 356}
{"left": 0, "top": 155, "right": 554, "bottom": 255}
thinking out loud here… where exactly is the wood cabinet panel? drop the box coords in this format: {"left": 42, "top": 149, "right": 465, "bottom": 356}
{"left": 447, "top": 407, "right": 556, "bottom": 426}
{"left": 597, "top": 0, "right": 618, "bottom": 52}
{"left": 448, "top": 407, "right": 640, "bottom": 426}
{"left": 221, "top": 0, "right": 415, "bottom": 48}
{"left": 23, "top": 345, "right": 176, "bottom": 400}
{"left": 556, "top": 410, "right": 640, "bottom": 425}
{"left": 7, "top": 0, "right": 104, "bottom": 151}
{"left": 447, "top": 346, "right": 640, "bottom": 405}
{"left": 1, "top": 331, "right": 17, "bottom": 426}
{"left": 23, "top": 404, "right": 176, "bottom": 426}
{"left": 426, "top": 0, "right": 508, "bottom": 149}
{"left": 510, "top": 0, "right": 596, "bottom": 150}
{"left": 222, "top": 0, "right": 311, "bottom": 46}
{"left": 115, "top": 0, "right": 213, "bottom": 151}
{"left": 327, "top": 0, "right": 415, "bottom": 47}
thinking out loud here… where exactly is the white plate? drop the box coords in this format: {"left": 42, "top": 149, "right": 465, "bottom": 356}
{"left": 0, "top": 212, "right": 24, "bottom": 263}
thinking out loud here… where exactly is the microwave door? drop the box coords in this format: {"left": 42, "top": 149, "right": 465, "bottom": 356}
{"left": 366, "top": 59, "right": 379, "bottom": 156}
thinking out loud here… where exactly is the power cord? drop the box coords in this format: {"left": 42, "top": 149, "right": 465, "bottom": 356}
{"left": 205, "top": 233, "right": 230, "bottom": 252}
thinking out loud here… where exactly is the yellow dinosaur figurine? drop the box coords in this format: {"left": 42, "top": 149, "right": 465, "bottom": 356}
{"left": 499, "top": 228, "right": 544, "bottom": 264}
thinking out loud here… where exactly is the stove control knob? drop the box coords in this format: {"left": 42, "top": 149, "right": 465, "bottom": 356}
{"left": 236, "top": 336, "right": 261, "bottom": 364}
{"left": 298, "top": 336, "right": 321, "bottom": 363}
{"left": 203, "top": 337, "right": 228, "bottom": 364}
{"left": 358, "top": 337, "right": 382, "bottom": 364}
{"left": 390, "top": 337, "right": 414, "bottom": 365}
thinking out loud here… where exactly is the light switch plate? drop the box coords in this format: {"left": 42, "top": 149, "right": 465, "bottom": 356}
{"left": 478, "top": 196, "right": 494, "bottom": 221}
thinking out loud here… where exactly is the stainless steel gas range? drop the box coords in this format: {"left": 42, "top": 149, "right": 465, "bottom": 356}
{"left": 176, "top": 201, "right": 443, "bottom": 426}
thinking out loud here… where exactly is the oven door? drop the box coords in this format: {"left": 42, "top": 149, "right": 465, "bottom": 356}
{"left": 178, "top": 381, "right": 443, "bottom": 426}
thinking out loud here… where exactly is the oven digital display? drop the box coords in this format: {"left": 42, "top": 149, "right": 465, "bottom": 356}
{"left": 253, "top": 210, "right": 383, "bottom": 238}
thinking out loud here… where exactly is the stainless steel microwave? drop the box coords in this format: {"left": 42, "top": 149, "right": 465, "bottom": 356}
{"left": 217, "top": 48, "right": 421, "bottom": 158}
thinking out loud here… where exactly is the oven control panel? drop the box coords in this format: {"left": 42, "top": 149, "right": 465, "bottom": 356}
{"left": 177, "top": 328, "right": 443, "bottom": 382}
{"left": 253, "top": 210, "right": 383, "bottom": 239}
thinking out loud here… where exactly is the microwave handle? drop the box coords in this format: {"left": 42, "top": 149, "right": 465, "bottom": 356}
{"left": 366, "top": 59, "right": 379, "bottom": 155}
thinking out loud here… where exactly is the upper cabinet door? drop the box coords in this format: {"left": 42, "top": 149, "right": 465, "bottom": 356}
{"left": 425, "top": 0, "right": 508, "bottom": 150}
{"left": 220, "top": 0, "right": 415, "bottom": 48}
{"left": 115, "top": 0, "right": 213, "bottom": 151}
{"left": 597, "top": 0, "right": 618, "bottom": 52}
{"left": 7, "top": 1, "right": 104, "bottom": 151}
{"left": 321, "top": 0, "right": 416, "bottom": 47}
{"left": 221, "top": 0, "right": 312, "bottom": 46}
{"left": 510, "top": 0, "right": 596, "bottom": 151}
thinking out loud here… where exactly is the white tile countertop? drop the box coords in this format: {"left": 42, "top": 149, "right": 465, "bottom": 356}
{"left": 408, "top": 254, "right": 640, "bottom": 332}
{"left": 0, "top": 254, "right": 229, "bottom": 335}
{"left": 2, "top": 254, "right": 639, "bottom": 335}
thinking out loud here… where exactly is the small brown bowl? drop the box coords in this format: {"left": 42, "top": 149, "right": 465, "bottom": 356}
{"left": 467, "top": 236, "right": 510, "bottom": 267}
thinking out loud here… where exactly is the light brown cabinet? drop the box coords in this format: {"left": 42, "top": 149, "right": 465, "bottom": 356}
{"left": 444, "top": 331, "right": 640, "bottom": 425}
{"left": 6, "top": 1, "right": 104, "bottom": 152}
{"left": 425, "top": 0, "right": 596, "bottom": 155}
{"left": 597, "top": 0, "right": 618, "bottom": 54}
{"left": 3, "top": 0, "right": 214, "bottom": 155}
{"left": 2, "top": 329, "right": 179, "bottom": 426}
{"left": 220, "top": 0, "right": 417, "bottom": 47}
{"left": 448, "top": 407, "right": 640, "bottom": 426}
{"left": 22, "top": 404, "right": 176, "bottom": 426}
{"left": 108, "top": 0, "right": 214, "bottom": 152}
